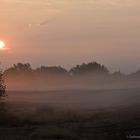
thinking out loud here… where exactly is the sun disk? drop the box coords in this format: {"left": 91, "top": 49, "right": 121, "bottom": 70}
{"left": 0, "top": 41, "right": 5, "bottom": 49}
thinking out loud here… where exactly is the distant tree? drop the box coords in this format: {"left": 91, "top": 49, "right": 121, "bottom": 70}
{"left": 112, "top": 71, "right": 125, "bottom": 77}
{"left": 4, "top": 63, "right": 32, "bottom": 77}
{"left": 0, "top": 71, "right": 6, "bottom": 97}
{"left": 128, "top": 70, "right": 140, "bottom": 80}
{"left": 111, "top": 71, "right": 126, "bottom": 80}
{"left": 0, "top": 70, "right": 12, "bottom": 123}
{"left": 70, "top": 62, "right": 109, "bottom": 76}
{"left": 35, "top": 66, "right": 68, "bottom": 76}
{"left": 13, "top": 63, "right": 32, "bottom": 73}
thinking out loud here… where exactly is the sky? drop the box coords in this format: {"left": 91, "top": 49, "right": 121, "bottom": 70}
{"left": 0, "top": 0, "right": 140, "bottom": 73}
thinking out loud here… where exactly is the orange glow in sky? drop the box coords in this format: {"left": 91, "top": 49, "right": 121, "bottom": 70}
{"left": 0, "top": 41, "right": 5, "bottom": 49}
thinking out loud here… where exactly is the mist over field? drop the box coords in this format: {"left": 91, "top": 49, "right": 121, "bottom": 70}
{"left": 2, "top": 61, "right": 140, "bottom": 113}
{"left": 6, "top": 89, "right": 140, "bottom": 111}
{"left": 3, "top": 62, "right": 140, "bottom": 91}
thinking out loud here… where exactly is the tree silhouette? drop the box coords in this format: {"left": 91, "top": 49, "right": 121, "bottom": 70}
{"left": 4, "top": 62, "right": 110, "bottom": 78}
{"left": 35, "top": 66, "right": 68, "bottom": 76}
{"left": 0, "top": 71, "right": 6, "bottom": 97}
{"left": 128, "top": 70, "right": 140, "bottom": 80}
{"left": 0, "top": 70, "right": 6, "bottom": 121}
{"left": 4, "top": 63, "right": 32, "bottom": 77}
{"left": 70, "top": 62, "right": 109, "bottom": 76}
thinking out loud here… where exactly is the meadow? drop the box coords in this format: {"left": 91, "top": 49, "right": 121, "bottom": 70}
{"left": 0, "top": 88, "right": 140, "bottom": 139}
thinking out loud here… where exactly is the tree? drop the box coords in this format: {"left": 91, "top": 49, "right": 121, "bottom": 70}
{"left": 128, "top": 70, "right": 140, "bottom": 80}
{"left": 70, "top": 62, "right": 109, "bottom": 76}
{"left": 35, "top": 66, "right": 68, "bottom": 76}
{"left": 0, "top": 71, "right": 6, "bottom": 97}
{"left": 0, "top": 70, "right": 7, "bottom": 121}
{"left": 4, "top": 63, "right": 32, "bottom": 77}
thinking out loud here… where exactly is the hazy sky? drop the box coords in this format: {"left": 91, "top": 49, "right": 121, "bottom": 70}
{"left": 0, "top": 0, "right": 140, "bottom": 73}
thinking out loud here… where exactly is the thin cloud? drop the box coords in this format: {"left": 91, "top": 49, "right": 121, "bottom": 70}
{"left": 88, "top": 0, "right": 140, "bottom": 8}
{"left": 1, "top": 0, "right": 55, "bottom": 10}
{"left": 28, "top": 19, "right": 51, "bottom": 29}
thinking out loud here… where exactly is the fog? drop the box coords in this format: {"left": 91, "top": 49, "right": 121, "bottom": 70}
{"left": 6, "top": 88, "right": 140, "bottom": 112}
{"left": 5, "top": 73, "right": 140, "bottom": 91}
{"left": 3, "top": 62, "right": 140, "bottom": 112}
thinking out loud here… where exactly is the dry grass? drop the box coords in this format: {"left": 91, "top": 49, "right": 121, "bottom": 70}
{"left": 0, "top": 104, "right": 140, "bottom": 139}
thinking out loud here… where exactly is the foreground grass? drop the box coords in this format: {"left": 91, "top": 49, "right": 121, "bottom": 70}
{"left": 0, "top": 104, "right": 140, "bottom": 140}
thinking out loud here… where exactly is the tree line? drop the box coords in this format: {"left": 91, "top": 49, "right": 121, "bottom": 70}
{"left": 3, "top": 62, "right": 140, "bottom": 78}
{"left": 3, "top": 62, "right": 110, "bottom": 78}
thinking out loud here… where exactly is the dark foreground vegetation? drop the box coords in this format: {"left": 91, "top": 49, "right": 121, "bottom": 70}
{"left": 0, "top": 104, "right": 140, "bottom": 140}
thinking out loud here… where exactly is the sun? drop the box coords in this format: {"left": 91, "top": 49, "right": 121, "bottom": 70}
{"left": 0, "top": 41, "right": 5, "bottom": 49}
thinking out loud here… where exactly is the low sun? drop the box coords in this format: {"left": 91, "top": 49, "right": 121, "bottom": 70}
{"left": 0, "top": 41, "right": 5, "bottom": 49}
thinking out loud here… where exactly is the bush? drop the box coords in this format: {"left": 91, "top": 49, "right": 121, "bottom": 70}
{"left": 0, "top": 71, "right": 6, "bottom": 97}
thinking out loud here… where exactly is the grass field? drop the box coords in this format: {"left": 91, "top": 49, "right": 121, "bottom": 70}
{"left": 0, "top": 89, "right": 140, "bottom": 140}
